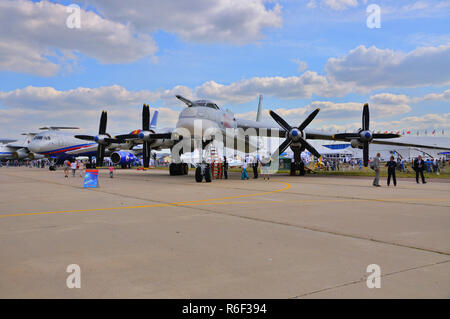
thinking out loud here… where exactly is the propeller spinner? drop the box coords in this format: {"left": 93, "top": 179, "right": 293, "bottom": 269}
{"left": 270, "top": 108, "right": 322, "bottom": 159}
{"left": 333, "top": 103, "right": 400, "bottom": 167}
{"left": 75, "top": 111, "right": 122, "bottom": 167}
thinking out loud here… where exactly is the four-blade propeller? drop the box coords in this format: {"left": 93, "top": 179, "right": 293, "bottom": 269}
{"left": 75, "top": 111, "right": 123, "bottom": 167}
{"left": 270, "top": 108, "right": 322, "bottom": 159}
{"left": 116, "top": 104, "right": 171, "bottom": 168}
{"left": 332, "top": 103, "right": 400, "bottom": 167}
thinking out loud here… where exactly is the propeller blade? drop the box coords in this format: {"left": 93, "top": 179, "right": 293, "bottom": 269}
{"left": 300, "top": 138, "right": 322, "bottom": 158}
{"left": 298, "top": 108, "right": 320, "bottom": 131}
{"left": 363, "top": 141, "right": 369, "bottom": 167}
{"left": 104, "top": 138, "right": 124, "bottom": 144}
{"left": 372, "top": 133, "right": 400, "bottom": 139}
{"left": 99, "top": 111, "right": 107, "bottom": 135}
{"left": 97, "top": 144, "right": 105, "bottom": 167}
{"left": 269, "top": 110, "right": 292, "bottom": 132}
{"left": 149, "top": 133, "right": 172, "bottom": 139}
{"left": 143, "top": 104, "right": 150, "bottom": 131}
{"left": 74, "top": 135, "right": 95, "bottom": 141}
{"left": 362, "top": 103, "right": 369, "bottom": 131}
{"left": 143, "top": 141, "right": 151, "bottom": 168}
{"left": 273, "top": 138, "right": 292, "bottom": 157}
{"left": 333, "top": 133, "right": 360, "bottom": 139}
{"left": 115, "top": 134, "right": 139, "bottom": 140}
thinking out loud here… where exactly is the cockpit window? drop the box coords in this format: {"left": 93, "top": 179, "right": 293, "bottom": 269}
{"left": 33, "top": 136, "right": 43, "bottom": 140}
{"left": 191, "top": 100, "right": 220, "bottom": 109}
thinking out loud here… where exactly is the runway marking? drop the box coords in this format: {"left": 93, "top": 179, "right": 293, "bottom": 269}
{"left": 0, "top": 181, "right": 290, "bottom": 218}
{"left": 1, "top": 193, "right": 449, "bottom": 219}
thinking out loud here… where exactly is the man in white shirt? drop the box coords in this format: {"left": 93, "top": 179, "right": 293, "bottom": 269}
{"left": 70, "top": 161, "right": 77, "bottom": 177}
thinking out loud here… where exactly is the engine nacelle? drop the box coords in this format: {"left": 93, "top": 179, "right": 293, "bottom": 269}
{"left": 350, "top": 139, "right": 363, "bottom": 149}
{"left": 28, "top": 152, "right": 45, "bottom": 160}
{"left": 13, "top": 148, "right": 29, "bottom": 159}
{"left": 110, "top": 151, "right": 136, "bottom": 165}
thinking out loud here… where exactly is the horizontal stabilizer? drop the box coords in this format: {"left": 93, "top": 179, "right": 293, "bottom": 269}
{"left": 39, "top": 127, "right": 79, "bottom": 130}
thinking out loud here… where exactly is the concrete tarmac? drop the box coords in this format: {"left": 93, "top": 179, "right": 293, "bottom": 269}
{"left": 0, "top": 167, "right": 449, "bottom": 298}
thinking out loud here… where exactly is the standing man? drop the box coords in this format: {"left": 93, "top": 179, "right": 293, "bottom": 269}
{"left": 414, "top": 155, "right": 427, "bottom": 184}
{"left": 371, "top": 153, "right": 381, "bottom": 187}
{"left": 386, "top": 156, "right": 397, "bottom": 187}
{"left": 223, "top": 156, "right": 228, "bottom": 180}
{"left": 252, "top": 156, "right": 259, "bottom": 179}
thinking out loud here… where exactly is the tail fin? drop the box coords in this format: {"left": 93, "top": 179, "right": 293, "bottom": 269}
{"left": 256, "top": 95, "right": 263, "bottom": 122}
{"left": 150, "top": 110, "right": 159, "bottom": 129}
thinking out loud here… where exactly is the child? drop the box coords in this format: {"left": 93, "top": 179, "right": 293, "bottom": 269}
{"left": 109, "top": 165, "right": 114, "bottom": 178}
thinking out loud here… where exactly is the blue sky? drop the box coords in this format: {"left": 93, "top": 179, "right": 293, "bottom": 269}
{"left": 0, "top": 0, "right": 449, "bottom": 137}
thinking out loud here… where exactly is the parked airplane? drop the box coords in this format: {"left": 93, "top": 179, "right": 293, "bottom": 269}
{"left": 26, "top": 110, "right": 158, "bottom": 169}
{"left": 112, "top": 96, "right": 450, "bottom": 182}
{"left": 0, "top": 134, "right": 44, "bottom": 161}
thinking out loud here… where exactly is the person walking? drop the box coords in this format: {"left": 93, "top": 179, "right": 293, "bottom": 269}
{"left": 413, "top": 155, "right": 427, "bottom": 184}
{"left": 386, "top": 156, "right": 397, "bottom": 187}
{"left": 223, "top": 156, "right": 228, "bottom": 180}
{"left": 78, "top": 161, "right": 84, "bottom": 177}
{"left": 70, "top": 160, "right": 77, "bottom": 177}
{"left": 371, "top": 153, "right": 381, "bottom": 187}
{"left": 63, "top": 160, "right": 70, "bottom": 178}
{"left": 241, "top": 160, "right": 249, "bottom": 180}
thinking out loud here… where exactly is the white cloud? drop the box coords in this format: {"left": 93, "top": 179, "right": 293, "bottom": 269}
{"left": 195, "top": 71, "right": 351, "bottom": 104}
{"left": 292, "top": 58, "right": 308, "bottom": 72}
{"left": 0, "top": 0, "right": 157, "bottom": 76}
{"left": 325, "top": 44, "right": 450, "bottom": 90}
{"left": 83, "top": 0, "right": 283, "bottom": 44}
{"left": 322, "top": 0, "right": 358, "bottom": 11}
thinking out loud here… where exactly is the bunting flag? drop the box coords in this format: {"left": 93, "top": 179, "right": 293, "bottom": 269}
{"left": 407, "top": 131, "right": 411, "bottom": 134}
{"left": 432, "top": 130, "right": 436, "bottom": 135}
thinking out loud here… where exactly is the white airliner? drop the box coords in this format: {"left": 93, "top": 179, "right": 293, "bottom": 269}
{"left": 26, "top": 109, "right": 161, "bottom": 169}
{"left": 0, "top": 134, "right": 44, "bottom": 160}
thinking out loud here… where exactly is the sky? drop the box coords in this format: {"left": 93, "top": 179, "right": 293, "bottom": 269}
{"left": 0, "top": 0, "right": 449, "bottom": 139}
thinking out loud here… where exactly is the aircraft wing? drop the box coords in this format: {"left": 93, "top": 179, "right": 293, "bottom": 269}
{"left": 236, "top": 119, "right": 287, "bottom": 137}
{"left": 4, "top": 144, "right": 28, "bottom": 150}
{"left": 0, "top": 139, "right": 17, "bottom": 144}
{"left": 369, "top": 139, "right": 450, "bottom": 150}
{"left": 304, "top": 129, "right": 450, "bottom": 151}
{"left": 66, "top": 144, "right": 99, "bottom": 155}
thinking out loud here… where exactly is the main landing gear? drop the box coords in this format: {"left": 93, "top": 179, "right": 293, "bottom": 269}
{"left": 169, "top": 163, "right": 189, "bottom": 176}
{"left": 195, "top": 162, "right": 212, "bottom": 183}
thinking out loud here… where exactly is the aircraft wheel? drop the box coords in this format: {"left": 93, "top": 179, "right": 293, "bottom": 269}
{"left": 183, "top": 163, "right": 188, "bottom": 175}
{"left": 204, "top": 165, "right": 212, "bottom": 183}
{"left": 195, "top": 166, "right": 203, "bottom": 182}
{"left": 169, "top": 163, "right": 175, "bottom": 176}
